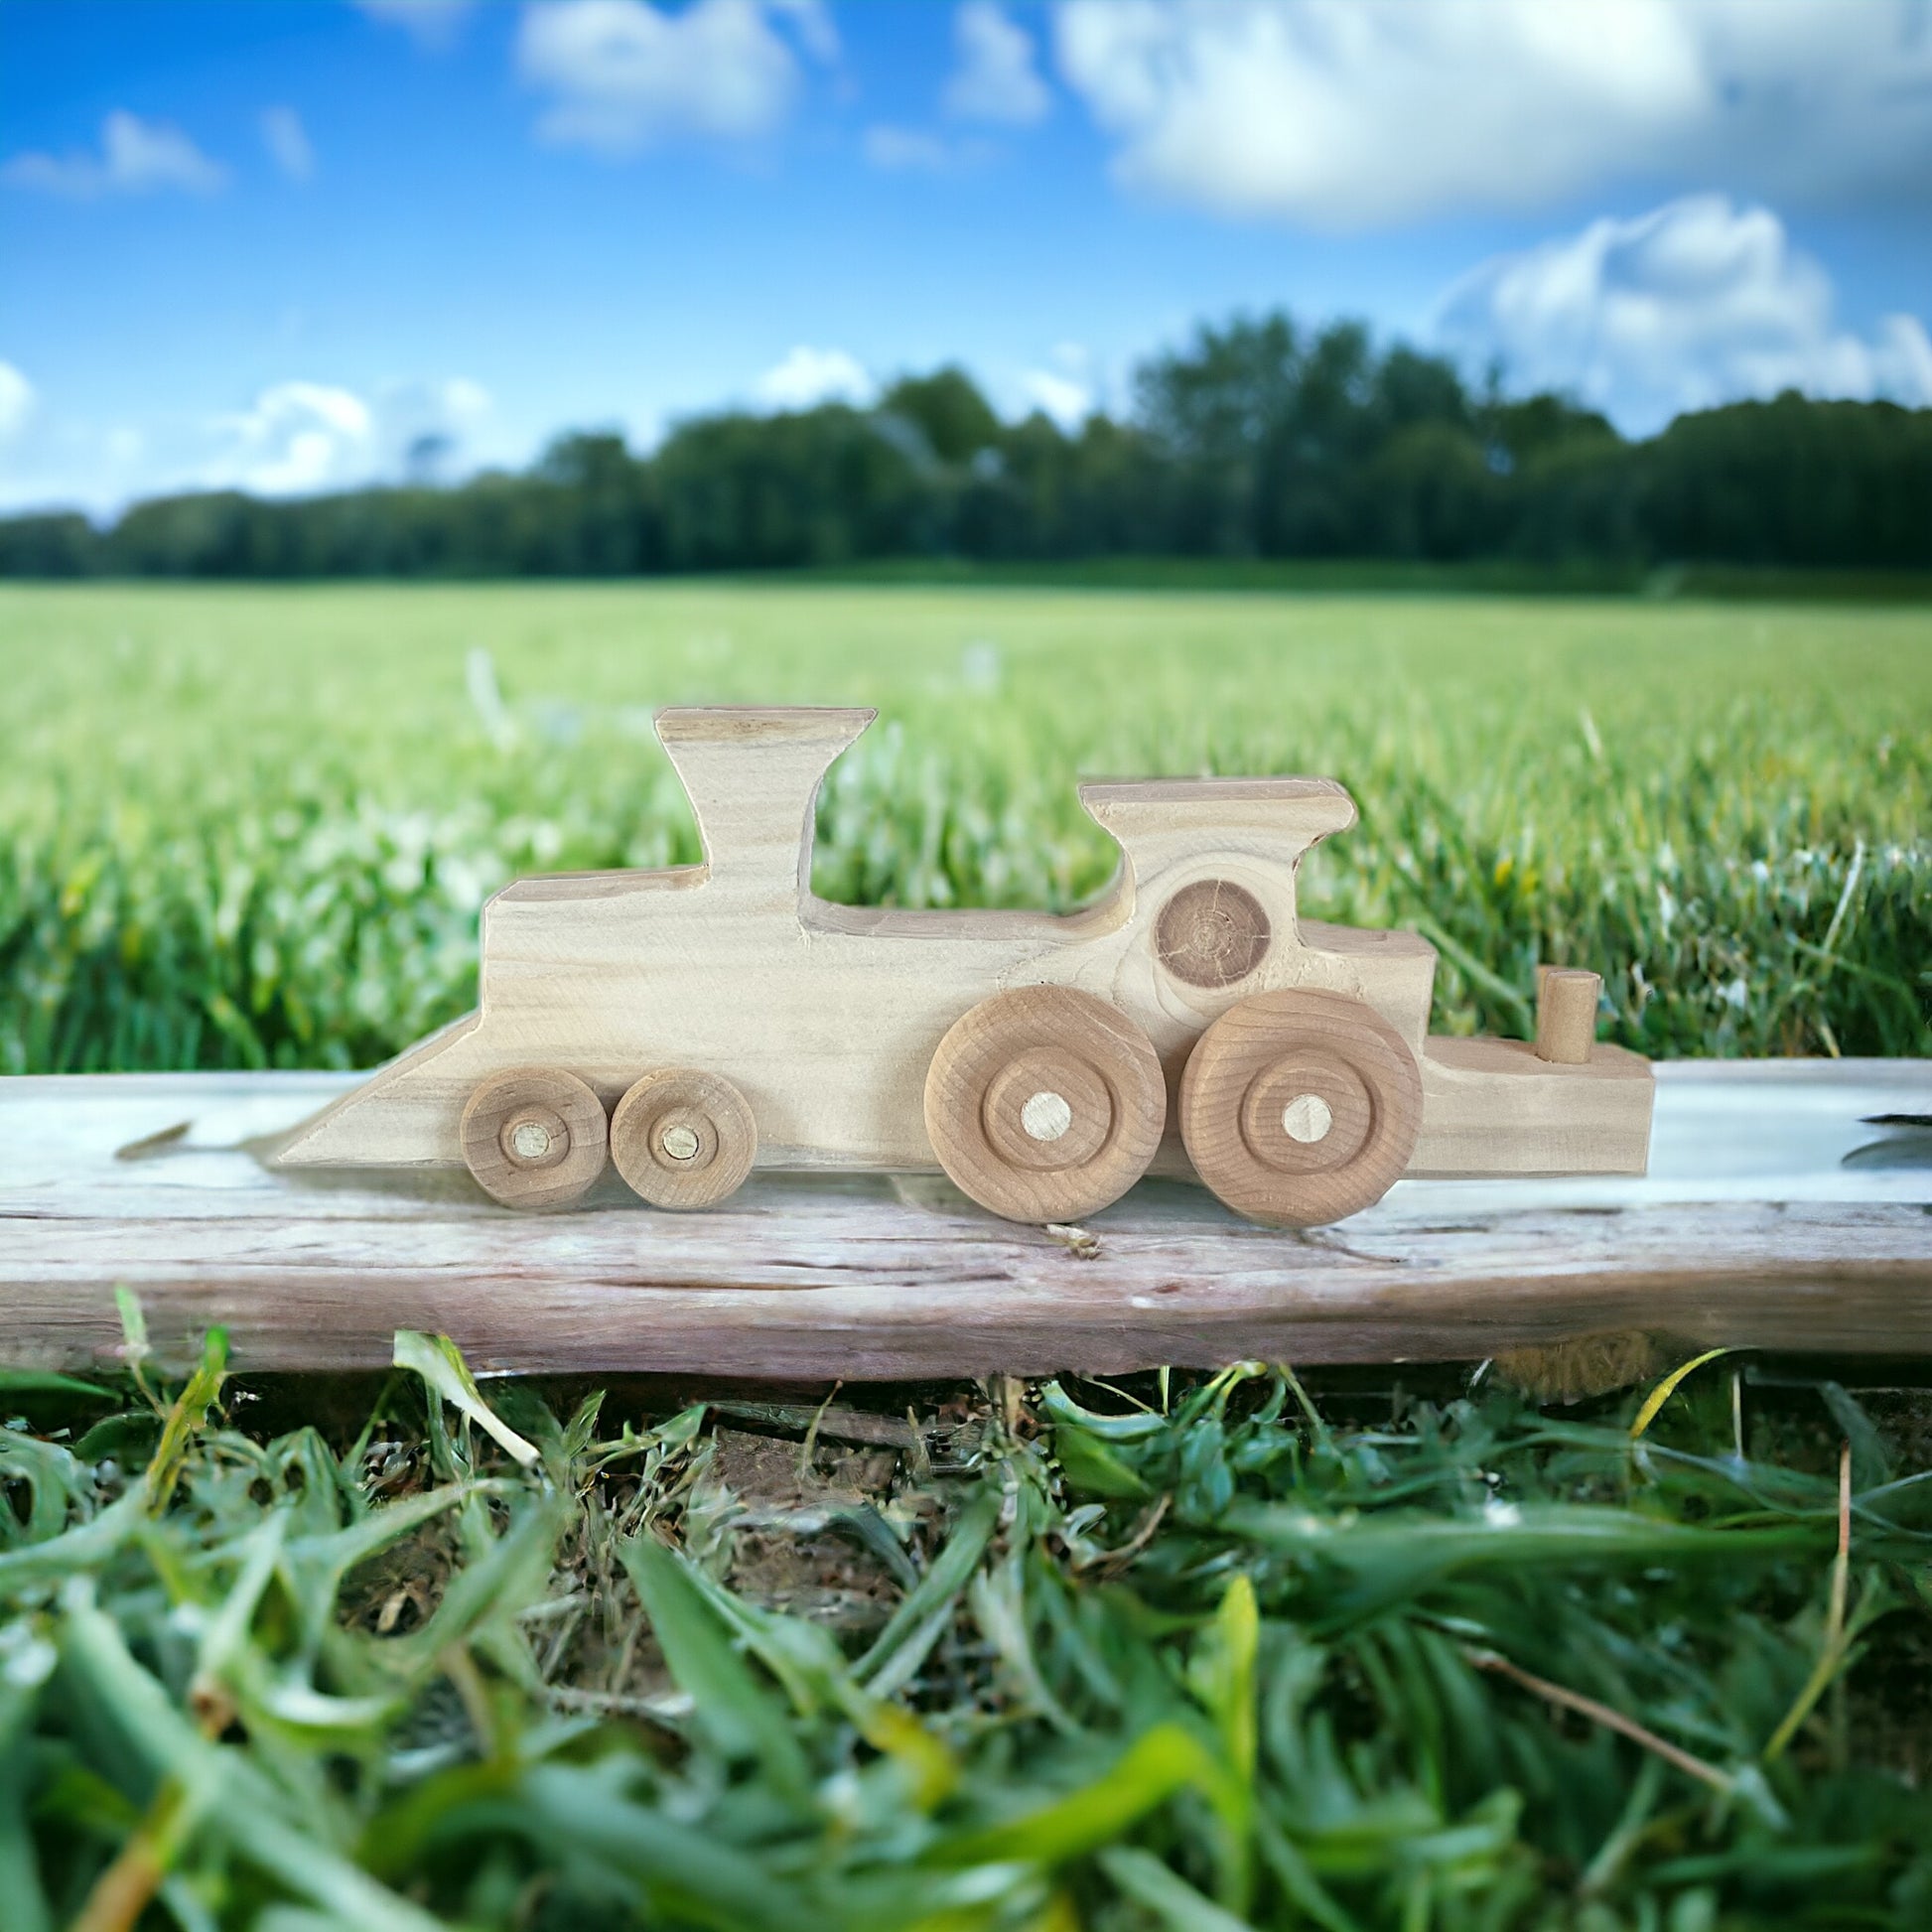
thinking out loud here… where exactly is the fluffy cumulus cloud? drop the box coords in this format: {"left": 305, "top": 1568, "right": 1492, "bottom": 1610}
{"left": 754, "top": 345, "right": 872, "bottom": 411}
{"left": 0, "top": 361, "right": 33, "bottom": 442}
{"left": 18, "top": 375, "right": 488, "bottom": 512}
{"left": 1017, "top": 343, "right": 1096, "bottom": 428}
{"left": 945, "top": 3, "right": 1050, "bottom": 124}
{"left": 1051, "top": 0, "right": 1932, "bottom": 228}
{"left": 1438, "top": 196, "right": 1932, "bottom": 434}
{"left": 197, "top": 375, "right": 492, "bottom": 494}
{"left": 259, "top": 106, "right": 316, "bottom": 182}
{"left": 1020, "top": 368, "right": 1089, "bottom": 427}
{"left": 2, "top": 110, "right": 226, "bottom": 199}
{"left": 518, "top": 0, "right": 837, "bottom": 155}
{"left": 0, "top": 373, "right": 495, "bottom": 514}
{"left": 210, "top": 382, "right": 375, "bottom": 495}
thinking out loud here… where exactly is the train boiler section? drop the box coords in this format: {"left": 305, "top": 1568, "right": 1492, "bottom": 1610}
{"left": 277, "top": 707, "right": 1652, "bottom": 1226}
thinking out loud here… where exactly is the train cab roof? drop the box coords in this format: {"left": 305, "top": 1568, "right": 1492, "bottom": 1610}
{"left": 1078, "top": 775, "right": 1356, "bottom": 866}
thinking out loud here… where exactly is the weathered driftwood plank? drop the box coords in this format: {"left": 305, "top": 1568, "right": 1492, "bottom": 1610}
{"left": 1, "top": 1061, "right": 1926, "bottom": 1378}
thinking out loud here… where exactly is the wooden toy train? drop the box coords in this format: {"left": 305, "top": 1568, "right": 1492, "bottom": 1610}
{"left": 279, "top": 707, "right": 1653, "bottom": 1226}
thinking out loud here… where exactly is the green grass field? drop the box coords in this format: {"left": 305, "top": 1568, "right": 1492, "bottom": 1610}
{"left": 4, "top": 583, "right": 1932, "bottom": 1930}
{"left": 5, "top": 582, "right": 1927, "bottom": 1073}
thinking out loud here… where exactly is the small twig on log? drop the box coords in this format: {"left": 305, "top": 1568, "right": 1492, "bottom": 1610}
{"left": 710, "top": 1401, "right": 919, "bottom": 1448}
{"left": 1044, "top": 1222, "right": 1101, "bottom": 1260}
{"left": 1093, "top": 1494, "right": 1171, "bottom": 1578}
{"left": 1464, "top": 1645, "right": 1734, "bottom": 1795}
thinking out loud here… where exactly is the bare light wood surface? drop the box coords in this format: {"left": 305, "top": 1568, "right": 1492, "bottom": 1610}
{"left": 1, "top": 1060, "right": 1925, "bottom": 1379}
{"left": 1535, "top": 969, "right": 1601, "bottom": 1065}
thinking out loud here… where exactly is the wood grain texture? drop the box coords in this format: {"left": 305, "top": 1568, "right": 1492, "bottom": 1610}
{"left": 923, "top": 987, "right": 1167, "bottom": 1221}
{"left": 610, "top": 1068, "right": 757, "bottom": 1209}
{"left": 1, "top": 1062, "right": 1924, "bottom": 1378}
{"left": 273, "top": 707, "right": 1649, "bottom": 1204}
{"left": 1178, "top": 989, "right": 1424, "bottom": 1226}
{"left": 1414, "top": 1038, "right": 1651, "bottom": 1177}
{"left": 458, "top": 1067, "right": 608, "bottom": 1208}
{"left": 1536, "top": 970, "right": 1602, "bottom": 1065}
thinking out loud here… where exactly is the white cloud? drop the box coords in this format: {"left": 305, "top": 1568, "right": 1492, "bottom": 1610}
{"left": 945, "top": 2, "right": 1050, "bottom": 124}
{"left": 517, "top": 0, "right": 836, "bottom": 156}
{"left": 0, "top": 374, "right": 495, "bottom": 513}
{"left": 196, "top": 376, "right": 492, "bottom": 496}
{"left": 354, "top": 0, "right": 476, "bottom": 48}
{"left": 0, "top": 361, "right": 33, "bottom": 441}
{"left": 260, "top": 106, "right": 316, "bottom": 183}
{"left": 1014, "top": 342, "right": 1096, "bottom": 427}
{"left": 2, "top": 110, "right": 226, "bottom": 199}
{"left": 1020, "top": 367, "right": 1091, "bottom": 428}
{"left": 754, "top": 345, "right": 873, "bottom": 411}
{"left": 1051, "top": 0, "right": 1932, "bottom": 228}
{"left": 374, "top": 376, "right": 493, "bottom": 479}
{"left": 1438, "top": 195, "right": 1932, "bottom": 435}
{"left": 209, "top": 382, "right": 374, "bottom": 495}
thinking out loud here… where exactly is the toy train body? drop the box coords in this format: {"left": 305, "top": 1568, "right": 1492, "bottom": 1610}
{"left": 278, "top": 707, "right": 1652, "bottom": 1225}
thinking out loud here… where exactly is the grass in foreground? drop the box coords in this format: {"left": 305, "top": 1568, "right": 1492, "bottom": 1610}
{"left": 4, "top": 1337, "right": 1930, "bottom": 1930}
{"left": 4, "top": 582, "right": 1928, "bottom": 1072}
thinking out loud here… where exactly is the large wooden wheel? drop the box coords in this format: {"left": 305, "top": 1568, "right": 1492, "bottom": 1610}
{"left": 923, "top": 986, "right": 1166, "bottom": 1223}
{"left": 611, "top": 1068, "right": 758, "bottom": 1209}
{"left": 1178, "top": 989, "right": 1423, "bottom": 1227}
{"left": 460, "top": 1066, "right": 609, "bottom": 1209}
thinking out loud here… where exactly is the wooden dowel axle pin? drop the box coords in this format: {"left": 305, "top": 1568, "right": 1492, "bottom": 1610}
{"left": 1536, "top": 967, "right": 1601, "bottom": 1065}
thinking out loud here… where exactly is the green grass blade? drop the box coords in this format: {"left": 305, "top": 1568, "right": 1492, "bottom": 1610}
{"left": 616, "top": 1532, "right": 813, "bottom": 1798}
{"left": 1097, "top": 1846, "right": 1259, "bottom": 1931}
{"left": 1630, "top": 1349, "right": 1732, "bottom": 1441}
{"left": 392, "top": 1331, "right": 539, "bottom": 1468}
{"left": 143, "top": 1327, "right": 228, "bottom": 1513}
{"left": 857, "top": 1483, "right": 1003, "bottom": 1687}
{"left": 930, "top": 1725, "right": 1228, "bottom": 1869}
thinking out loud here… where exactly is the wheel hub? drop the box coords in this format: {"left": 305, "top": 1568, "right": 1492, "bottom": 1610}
{"left": 982, "top": 1046, "right": 1113, "bottom": 1173}
{"left": 1021, "top": 1090, "right": 1074, "bottom": 1142}
{"left": 499, "top": 1105, "right": 571, "bottom": 1172}
{"left": 1241, "top": 1050, "right": 1373, "bottom": 1173}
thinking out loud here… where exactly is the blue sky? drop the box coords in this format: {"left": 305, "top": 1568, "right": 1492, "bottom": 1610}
{"left": 3, "top": 0, "right": 1930, "bottom": 512}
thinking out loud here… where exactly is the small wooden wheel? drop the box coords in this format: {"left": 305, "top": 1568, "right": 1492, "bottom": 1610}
{"left": 1178, "top": 989, "right": 1422, "bottom": 1227}
{"left": 923, "top": 986, "right": 1166, "bottom": 1223}
{"left": 611, "top": 1068, "right": 758, "bottom": 1209}
{"left": 460, "top": 1066, "right": 609, "bottom": 1209}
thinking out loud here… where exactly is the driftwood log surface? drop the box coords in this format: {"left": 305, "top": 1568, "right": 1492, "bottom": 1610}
{"left": 1, "top": 1059, "right": 1927, "bottom": 1379}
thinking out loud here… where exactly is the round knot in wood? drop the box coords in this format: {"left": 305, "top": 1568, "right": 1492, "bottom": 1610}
{"left": 1156, "top": 880, "right": 1270, "bottom": 989}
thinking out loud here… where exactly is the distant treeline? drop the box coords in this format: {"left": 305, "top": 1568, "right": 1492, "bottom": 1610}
{"left": 4, "top": 312, "right": 1929, "bottom": 577}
